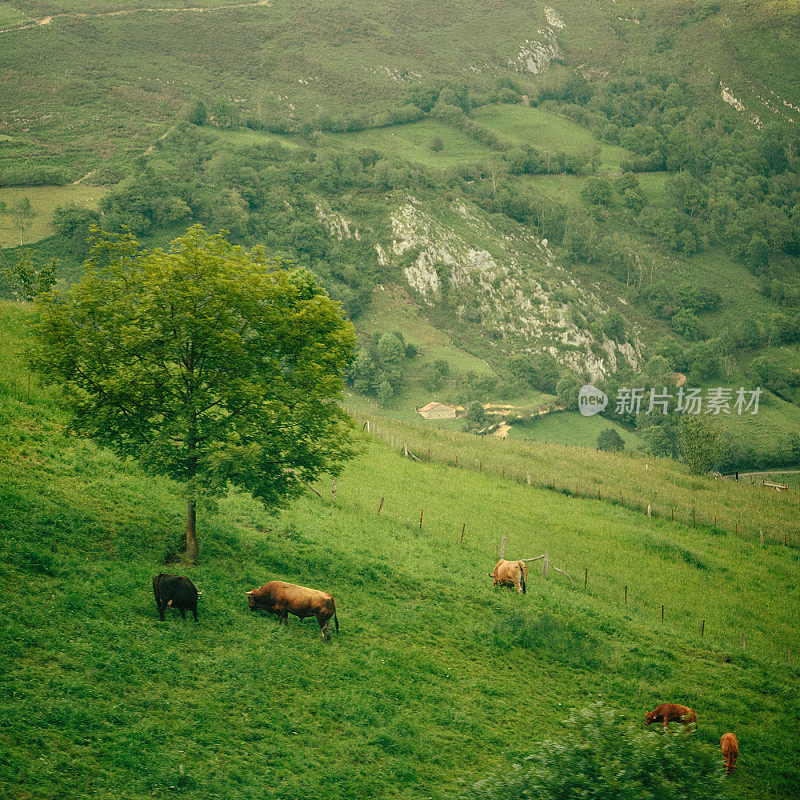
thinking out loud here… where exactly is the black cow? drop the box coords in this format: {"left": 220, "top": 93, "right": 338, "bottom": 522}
{"left": 153, "top": 573, "right": 200, "bottom": 621}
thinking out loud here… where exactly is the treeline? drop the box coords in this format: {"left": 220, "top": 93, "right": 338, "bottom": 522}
{"left": 547, "top": 73, "right": 800, "bottom": 274}
{"left": 48, "top": 124, "right": 447, "bottom": 318}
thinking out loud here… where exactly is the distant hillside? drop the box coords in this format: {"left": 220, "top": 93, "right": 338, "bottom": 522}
{"left": 1, "top": 0, "right": 799, "bottom": 468}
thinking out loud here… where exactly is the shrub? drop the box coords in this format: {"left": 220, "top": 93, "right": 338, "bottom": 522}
{"left": 597, "top": 428, "right": 625, "bottom": 452}
{"left": 458, "top": 704, "right": 728, "bottom": 800}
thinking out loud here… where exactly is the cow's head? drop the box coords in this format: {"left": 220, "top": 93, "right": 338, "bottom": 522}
{"left": 245, "top": 590, "right": 258, "bottom": 610}
{"left": 644, "top": 711, "right": 656, "bottom": 725}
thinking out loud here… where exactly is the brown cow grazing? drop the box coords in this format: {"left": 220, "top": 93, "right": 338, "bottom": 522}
{"left": 644, "top": 703, "right": 698, "bottom": 731}
{"left": 721, "top": 732, "right": 739, "bottom": 774}
{"left": 489, "top": 559, "right": 528, "bottom": 594}
{"left": 153, "top": 574, "right": 201, "bottom": 622}
{"left": 246, "top": 580, "right": 338, "bottom": 639}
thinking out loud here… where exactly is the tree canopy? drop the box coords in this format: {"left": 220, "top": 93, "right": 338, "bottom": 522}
{"left": 31, "top": 225, "right": 357, "bottom": 562}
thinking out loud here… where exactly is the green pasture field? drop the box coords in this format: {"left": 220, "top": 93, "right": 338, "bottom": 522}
{"left": 0, "top": 2, "right": 28, "bottom": 25}
{"left": 350, "top": 405, "right": 800, "bottom": 547}
{"left": 507, "top": 409, "right": 646, "bottom": 449}
{"left": 1, "top": 300, "right": 799, "bottom": 800}
{"left": 0, "top": 185, "right": 107, "bottom": 248}
{"left": 714, "top": 391, "right": 800, "bottom": 465}
{"left": 326, "top": 120, "right": 496, "bottom": 169}
{"left": 473, "top": 105, "right": 631, "bottom": 172}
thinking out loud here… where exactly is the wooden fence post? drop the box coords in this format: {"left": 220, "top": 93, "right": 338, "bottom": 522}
{"left": 701, "top": 619, "right": 705, "bottom": 637}
{"left": 584, "top": 568, "right": 588, "bottom": 590}
{"left": 499, "top": 534, "right": 507, "bottom": 559}
{"left": 460, "top": 523, "right": 466, "bottom": 545}
{"left": 661, "top": 605, "right": 664, "bottom": 622}
{"left": 760, "top": 530, "right": 764, "bottom": 546}
{"left": 502, "top": 466, "right": 505, "bottom": 479}
{"left": 788, "top": 648, "right": 791, "bottom": 662}
{"left": 542, "top": 549, "right": 549, "bottom": 578}
{"left": 527, "top": 473, "right": 531, "bottom": 485}
{"left": 419, "top": 509, "right": 423, "bottom": 530}
{"left": 671, "top": 508, "right": 674, "bottom": 521}
{"left": 331, "top": 479, "right": 337, "bottom": 503}
{"left": 693, "top": 510, "right": 696, "bottom": 528}
{"left": 377, "top": 497, "right": 384, "bottom": 515}
{"left": 647, "top": 504, "right": 652, "bottom": 517}
{"left": 740, "top": 632, "right": 746, "bottom": 649}
{"left": 624, "top": 585, "right": 627, "bottom": 604}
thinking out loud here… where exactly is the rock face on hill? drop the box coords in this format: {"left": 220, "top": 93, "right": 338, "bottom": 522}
{"left": 374, "top": 197, "right": 641, "bottom": 380}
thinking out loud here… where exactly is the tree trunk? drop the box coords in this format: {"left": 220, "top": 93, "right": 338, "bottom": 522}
{"left": 185, "top": 496, "right": 199, "bottom": 564}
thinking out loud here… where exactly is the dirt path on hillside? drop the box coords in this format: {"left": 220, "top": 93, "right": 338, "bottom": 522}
{"left": 0, "top": 0, "right": 269, "bottom": 35}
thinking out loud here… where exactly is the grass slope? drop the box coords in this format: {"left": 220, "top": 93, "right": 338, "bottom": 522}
{"left": 2, "top": 301, "right": 800, "bottom": 800}
{"left": 0, "top": 185, "right": 107, "bottom": 247}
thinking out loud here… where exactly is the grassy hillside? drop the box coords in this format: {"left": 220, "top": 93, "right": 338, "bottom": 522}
{"left": 0, "top": 185, "right": 106, "bottom": 247}
{"left": 2, "top": 300, "right": 800, "bottom": 799}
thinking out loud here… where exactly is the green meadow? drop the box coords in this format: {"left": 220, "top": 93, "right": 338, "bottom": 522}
{"left": 0, "top": 185, "right": 107, "bottom": 247}
{"left": 1, "top": 300, "right": 799, "bottom": 800}
{"left": 326, "top": 120, "right": 496, "bottom": 169}
{"left": 506, "top": 409, "right": 646, "bottom": 449}
{"left": 473, "top": 105, "right": 631, "bottom": 172}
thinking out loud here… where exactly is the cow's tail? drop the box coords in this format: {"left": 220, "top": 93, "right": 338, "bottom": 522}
{"left": 333, "top": 613, "right": 339, "bottom": 634}
{"left": 520, "top": 562, "right": 526, "bottom": 595}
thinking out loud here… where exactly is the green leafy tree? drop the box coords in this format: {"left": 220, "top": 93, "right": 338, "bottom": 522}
{"left": 602, "top": 310, "right": 627, "bottom": 342}
{"left": 31, "top": 226, "right": 356, "bottom": 563}
{"left": 187, "top": 99, "right": 208, "bottom": 126}
{"left": 459, "top": 704, "right": 728, "bottom": 800}
{"left": 349, "top": 348, "right": 377, "bottom": 394}
{"left": 597, "top": 427, "right": 625, "bottom": 452}
{"left": 52, "top": 205, "right": 101, "bottom": 260}
{"left": 788, "top": 433, "right": 800, "bottom": 465}
{"left": 462, "top": 401, "right": 488, "bottom": 433}
{"left": 555, "top": 373, "right": 581, "bottom": 410}
{"left": 508, "top": 352, "right": 560, "bottom": 392}
{"left": 376, "top": 378, "right": 393, "bottom": 407}
{"left": 679, "top": 415, "right": 722, "bottom": 474}
{"left": 9, "top": 197, "right": 35, "bottom": 245}
{"left": 2, "top": 251, "right": 57, "bottom": 301}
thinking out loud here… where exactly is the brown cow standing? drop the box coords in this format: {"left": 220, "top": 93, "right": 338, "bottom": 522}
{"left": 489, "top": 559, "right": 527, "bottom": 594}
{"left": 246, "top": 580, "right": 338, "bottom": 639}
{"left": 644, "top": 703, "right": 698, "bottom": 731}
{"left": 721, "top": 732, "right": 739, "bottom": 774}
